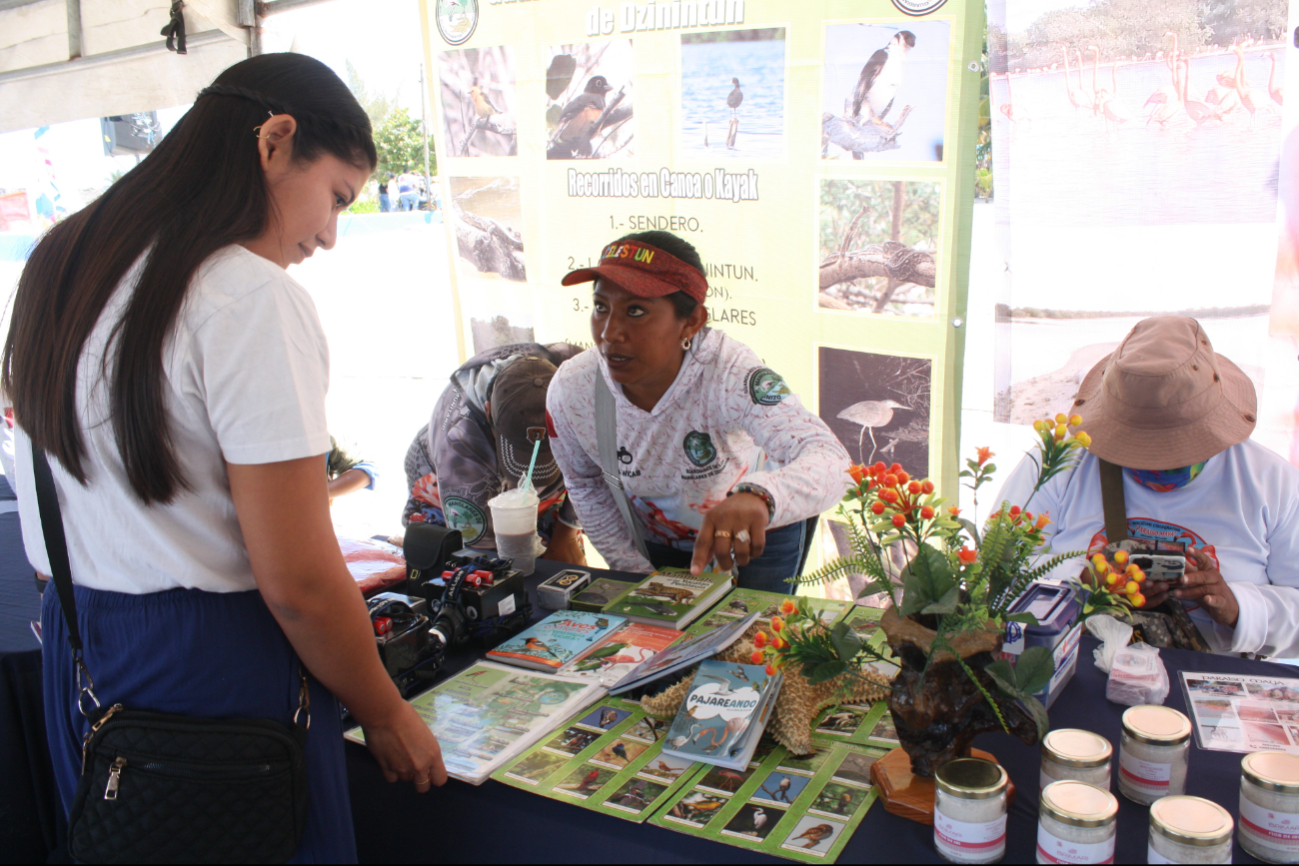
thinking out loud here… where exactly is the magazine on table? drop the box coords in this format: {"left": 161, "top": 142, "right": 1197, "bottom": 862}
{"left": 1180, "top": 671, "right": 1299, "bottom": 755}
{"left": 610, "top": 612, "right": 760, "bottom": 695}
{"left": 343, "top": 662, "right": 604, "bottom": 785}
{"left": 556, "top": 621, "right": 684, "bottom": 688}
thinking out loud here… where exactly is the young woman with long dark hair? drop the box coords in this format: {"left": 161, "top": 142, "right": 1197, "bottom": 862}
{"left": 3, "top": 53, "right": 444, "bottom": 861}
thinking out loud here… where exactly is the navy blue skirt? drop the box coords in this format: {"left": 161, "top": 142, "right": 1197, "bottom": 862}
{"left": 41, "top": 584, "right": 357, "bottom": 863}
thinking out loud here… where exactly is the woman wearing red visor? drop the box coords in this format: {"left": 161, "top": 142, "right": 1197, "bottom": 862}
{"left": 546, "top": 231, "right": 851, "bottom": 591}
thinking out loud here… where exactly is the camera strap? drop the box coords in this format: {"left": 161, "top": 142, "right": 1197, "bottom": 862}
{"left": 594, "top": 369, "right": 651, "bottom": 564}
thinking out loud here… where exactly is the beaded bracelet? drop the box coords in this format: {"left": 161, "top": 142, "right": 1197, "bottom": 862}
{"left": 729, "top": 483, "right": 775, "bottom": 520}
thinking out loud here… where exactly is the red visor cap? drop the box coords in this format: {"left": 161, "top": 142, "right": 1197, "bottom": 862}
{"left": 561, "top": 241, "right": 708, "bottom": 304}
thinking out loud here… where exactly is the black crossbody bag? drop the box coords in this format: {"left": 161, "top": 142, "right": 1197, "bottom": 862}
{"left": 32, "top": 443, "right": 311, "bottom": 864}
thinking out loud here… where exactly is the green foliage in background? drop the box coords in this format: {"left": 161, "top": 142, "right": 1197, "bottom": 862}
{"left": 818, "top": 180, "right": 942, "bottom": 261}
{"left": 374, "top": 108, "right": 432, "bottom": 180}
{"left": 976, "top": 33, "right": 992, "bottom": 199}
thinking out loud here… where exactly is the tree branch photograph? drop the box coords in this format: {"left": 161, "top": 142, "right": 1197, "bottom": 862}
{"left": 817, "top": 179, "right": 941, "bottom": 316}
{"left": 439, "top": 46, "right": 518, "bottom": 157}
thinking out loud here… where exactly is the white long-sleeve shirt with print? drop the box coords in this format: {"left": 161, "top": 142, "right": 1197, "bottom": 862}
{"left": 546, "top": 328, "right": 851, "bottom": 573}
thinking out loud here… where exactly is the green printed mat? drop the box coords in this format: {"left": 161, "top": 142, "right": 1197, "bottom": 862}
{"left": 491, "top": 696, "right": 701, "bottom": 822}
{"left": 647, "top": 738, "right": 883, "bottom": 863}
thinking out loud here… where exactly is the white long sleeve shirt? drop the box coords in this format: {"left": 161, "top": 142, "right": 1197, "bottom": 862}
{"left": 546, "top": 329, "right": 851, "bottom": 573}
{"left": 998, "top": 442, "right": 1299, "bottom": 657}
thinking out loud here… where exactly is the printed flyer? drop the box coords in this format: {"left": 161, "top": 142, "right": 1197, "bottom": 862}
{"left": 649, "top": 737, "right": 884, "bottom": 863}
{"left": 1181, "top": 671, "right": 1299, "bottom": 756}
{"left": 419, "top": 0, "right": 985, "bottom": 500}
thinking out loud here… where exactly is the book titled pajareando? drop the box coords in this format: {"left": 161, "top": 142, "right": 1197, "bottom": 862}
{"left": 661, "top": 660, "right": 783, "bottom": 771}
{"left": 486, "top": 610, "right": 626, "bottom": 672}
{"left": 604, "top": 568, "right": 734, "bottom": 628}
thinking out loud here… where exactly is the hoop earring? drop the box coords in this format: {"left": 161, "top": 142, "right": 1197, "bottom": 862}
{"left": 252, "top": 125, "right": 263, "bottom": 139}
{"left": 682, "top": 336, "right": 692, "bottom": 351}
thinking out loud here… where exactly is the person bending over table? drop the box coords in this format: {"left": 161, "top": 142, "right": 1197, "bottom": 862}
{"left": 546, "top": 231, "right": 851, "bottom": 592}
{"left": 999, "top": 316, "right": 1299, "bottom": 657}
{"left": 401, "top": 342, "right": 586, "bottom": 564}
{"left": 4, "top": 54, "right": 444, "bottom": 862}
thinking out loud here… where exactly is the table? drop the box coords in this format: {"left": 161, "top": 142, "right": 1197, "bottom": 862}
{"left": 348, "top": 559, "right": 1277, "bottom": 864}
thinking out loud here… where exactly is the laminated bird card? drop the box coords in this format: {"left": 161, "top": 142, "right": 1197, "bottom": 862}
{"left": 343, "top": 662, "right": 602, "bottom": 785}
{"left": 648, "top": 739, "right": 882, "bottom": 863}
{"left": 810, "top": 701, "right": 895, "bottom": 750}
{"left": 492, "top": 696, "right": 702, "bottom": 822}
{"left": 486, "top": 610, "right": 626, "bottom": 672}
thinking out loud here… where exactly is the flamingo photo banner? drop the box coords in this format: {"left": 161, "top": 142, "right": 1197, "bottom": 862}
{"left": 419, "top": 0, "right": 987, "bottom": 506}
{"left": 988, "top": 0, "right": 1299, "bottom": 466}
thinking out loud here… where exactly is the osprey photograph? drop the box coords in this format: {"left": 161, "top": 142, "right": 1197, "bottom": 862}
{"left": 821, "top": 20, "right": 951, "bottom": 162}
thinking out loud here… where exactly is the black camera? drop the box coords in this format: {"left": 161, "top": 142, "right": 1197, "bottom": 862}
{"left": 366, "top": 595, "right": 442, "bottom": 697}
{"left": 425, "top": 553, "right": 531, "bottom": 651}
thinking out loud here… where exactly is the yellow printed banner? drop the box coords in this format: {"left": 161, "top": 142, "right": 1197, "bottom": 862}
{"left": 419, "top": 0, "right": 983, "bottom": 496}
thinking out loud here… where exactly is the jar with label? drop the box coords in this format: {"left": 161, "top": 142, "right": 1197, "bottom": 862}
{"left": 1037, "top": 780, "right": 1118, "bottom": 865}
{"left": 1041, "top": 729, "right": 1112, "bottom": 790}
{"left": 1117, "top": 705, "right": 1191, "bottom": 805}
{"left": 934, "top": 758, "right": 1009, "bottom": 864}
{"left": 1240, "top": 751, "right": 1299, "bottom": 863}
{"left": 1148, "top": 796, "right": 1233, "bottom": 864}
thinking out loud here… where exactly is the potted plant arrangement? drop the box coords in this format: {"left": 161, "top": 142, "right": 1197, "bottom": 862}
{"left": 750, "top": 415, "right": 1135, "bottom": 791}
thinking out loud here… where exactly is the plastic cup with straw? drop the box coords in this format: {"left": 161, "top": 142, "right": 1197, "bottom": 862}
{"left": 487, "top": 439, "right": 543, "bottom": 575}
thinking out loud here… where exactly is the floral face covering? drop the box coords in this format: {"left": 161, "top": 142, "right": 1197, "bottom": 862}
{"left": 1125, "top": 461, "right": 1208, "bottom": 493}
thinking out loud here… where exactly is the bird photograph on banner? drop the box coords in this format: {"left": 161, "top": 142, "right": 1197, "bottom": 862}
{"left": 439, "top": 46, "right": 517, "bottom": 157}
{"left": 545, "top": 40, "right": 635, "bottom": 160}
{"left": 678, "top": 27, "right": 786, "bottom": 160}
{"left": 817, "top": 179, "right": 941, "bottom": 316}
{"left": 817, "top": 346, "right": 932, "bottom": 478}
{"left": 821, "top": 19, "right": 950, "bottom": 162}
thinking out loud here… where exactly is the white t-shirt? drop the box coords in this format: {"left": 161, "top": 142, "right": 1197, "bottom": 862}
{"left": 546, "top": 328, "right": 851, "bottom": 572}
{"left": 16, "top": 245, "right": 330, "bottom": 594}
{"left": 998, "top": 442, "right": 1299, "bottom": 656}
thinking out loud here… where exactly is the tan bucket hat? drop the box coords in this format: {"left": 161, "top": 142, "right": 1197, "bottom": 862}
{"left": 1071, "top": 317, "right": 1256, "bottom": 470}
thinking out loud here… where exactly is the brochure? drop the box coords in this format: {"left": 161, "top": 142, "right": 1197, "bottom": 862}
{"left": 569, "top": 577, "right": 636, "bottom": 613}
{"left": 557, "top": 622, "right": 684, "bottom": 688}
{"left": 648, "top": 737, "right": 883, "bottom": 863}
{"left": 685, "top": 589, "right": 851, "bottom": 638}
{"left": 492, "top": 696, "right": 701, "bottom": 822}
{"left": 486, "top": 610, "right": 626, "bottom": 671}
{"left": 343, "top": 662, "right": 602, "bottom": 785}
{"left": 1180, "top": 671, "right": 1299, "bottom": 755}
{"left": 604, "top": 568, "right": 735, "bottom": 628}
{"left": 611, "top": 612, "right": 760, "bottom": 695}
{"left": 662, "top": 660, "right": 783, "bottom": 770}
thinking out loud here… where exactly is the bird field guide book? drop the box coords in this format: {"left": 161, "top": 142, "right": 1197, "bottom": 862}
{"left": 343, "top": 662, "right": 602, "bottom": 785}
{"left": 686, "top": 589, "right": 852, "bottom": 638}
{"left": 661, "top": 660, "right": 783, "bottom": 771}
{"left": 557, "top": 622, "right": 684, "bottom": 688}
{"left": 569, "top": 577, "right": 635, "bottom": 613}
{"left": 492, "top": 696, "right": 703, "bottom": 823}
{"left": 647, "top": 738, "right": 883, "bottom": 863}
{"left": 604, "top": 568, "right": 735, "bottom": 628}
{"left": 485, "top": 610, "right": 626, "bottom": 672}
{"left": 611, "top": 612, "right": 760, "bottom": 696}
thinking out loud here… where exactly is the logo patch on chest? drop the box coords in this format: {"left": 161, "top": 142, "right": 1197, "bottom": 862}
{"left": 683, "top": 431, "right": 718, "bottom": 467}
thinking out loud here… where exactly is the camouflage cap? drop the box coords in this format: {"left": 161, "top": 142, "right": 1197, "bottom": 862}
{"left": 489, "top": 355, "right": 561, "bottom": 489}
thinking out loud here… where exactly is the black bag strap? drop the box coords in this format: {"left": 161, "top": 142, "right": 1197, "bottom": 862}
{"left": 30, "top": 440, "right": 103, "bottom": 715}
{"left": 1098, "top": 458, "right": 1129, "bottom": 545}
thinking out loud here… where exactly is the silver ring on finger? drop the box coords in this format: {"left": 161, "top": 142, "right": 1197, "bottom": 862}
{"left": 735, "top": 529, "right": 750, "bottom": 544}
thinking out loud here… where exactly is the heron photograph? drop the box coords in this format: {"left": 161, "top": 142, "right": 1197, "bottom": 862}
{"left": 544, "top": 40, "right": 635, "bottom": 160}
{"left": 678, "top": 27, "right": 786, "bottom": 160}
{"left": 821, "top": 20, "right": 951, "bottom": 162}
{"left": 818, "top": 179, "right": 942, "bottom": 317}
{"left": 817, "top": 346, "right": 931, "bottom": 477}
{"left": 439, "top": 46, "right": 517, "bottom": 157}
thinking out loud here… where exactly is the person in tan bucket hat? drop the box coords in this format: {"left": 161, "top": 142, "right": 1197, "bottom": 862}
{"left": 999, "top": 317, "right": 1299, "bottom": 657}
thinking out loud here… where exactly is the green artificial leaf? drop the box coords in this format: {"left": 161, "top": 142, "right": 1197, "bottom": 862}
{"left": 831, "top": 621, "right": 864, "bottom": 661}
{"left": 921, "top": 584, "right": 961, "bottom": 616}
{"left": 1023, "top": 694, "right": 1051, "bottom": 740}
{"left": 984, "top": 660, "right": 1020, "bottom": 699}
{"left": 1004, "top": 612, "right": 1040, "bottom": 626}
{"left": 959, "top": 469, "right": 973, "bottom": 478}
{"left": 983, "top": 463, "right": 997, "bottom": 474}
{"left": 957, "top": 517, "right": 982, "bottom": 546}
{"left": 1014, "top": 645, "right": 1056, "bottom": 695}
{"left": 808, "top": 660, "right": 849, "bottom": 685}
{"left": 900, "top": 546, "right": 958, "bottom": 617}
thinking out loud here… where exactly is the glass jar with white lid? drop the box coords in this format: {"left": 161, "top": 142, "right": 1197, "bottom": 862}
{"left": 1148, "top": 795, "right": 1233, "bottom": 864}
{"left": 1240, "top": 751, "right": 1299, "bottom": 863}
{"left": 1041, "top": 729, "right": 1112, "bottom": 790}
{"left": 1037, "top": 780, "right": 1118, "bottom": 865}
{"left": 1118, "top": 705, "right": 1191, "bottom": 805}
{"left": 934, "top": 758, "right": 1009, "bottom": 864}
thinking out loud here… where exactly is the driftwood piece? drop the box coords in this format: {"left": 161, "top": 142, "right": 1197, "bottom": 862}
{"left": 454, "top": 208, "right": 527, "bottom": 282}
{"left": 821, "top": 106, "right": 913, "bottom": 156}
{"left": 819, "top": 241, "right": 936, "bottom": 291}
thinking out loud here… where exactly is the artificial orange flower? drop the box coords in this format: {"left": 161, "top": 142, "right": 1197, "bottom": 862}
{"left": 750, "top": 650, "right": 765, "bottom": 665}
{"left": 922, "top": 481, "right": 935, "bottom": 494}
{"left": 1034, "top": 512, "right": 1051, "bottom": 530}
{"left": 765, "top": 663, "right": 777, "bottom": 677}
{"left": 908, "top": 481, "right": 922, "bottom": 494}
{"left": 754, "top": 631, "right": 768, "bottom": 649}
{"left": 848, "top": 464, "right": 867, "bottom": 484}
{"left": 871, "top": 501, "right": 887, "bottom": 515}
{"left": 772, "top": 636, "right": 787, "bottom": 650}
{"left": 920, "top": 506, "right": 935, "bottom": 520}
{"left": 947, "top": 506, "right": 961, "bottom": 517}
{"left": 780, "top": 599, "right": 797, "bottom": 616}
{"left": 976, "top": 446, "right": 993, "bottom": 466}
{"left": 891, "top": 513, "right": 906, "bottom": 528}
{"left": 958, "top": 547, "right": 978, "bottom": 564}
{"left": 771, "top": 617, "right": 784, "bottom": 633}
